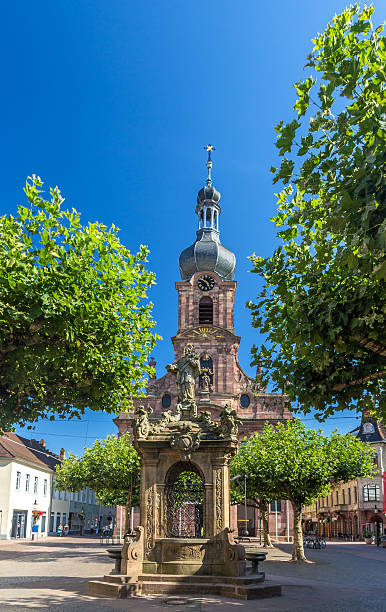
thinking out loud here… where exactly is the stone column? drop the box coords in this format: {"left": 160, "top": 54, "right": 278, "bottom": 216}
{"left": 140, "top": 455, "right": 159, "bottom": 560}
{"left": 212, "top": 454, "right": 231, "bottom": 536}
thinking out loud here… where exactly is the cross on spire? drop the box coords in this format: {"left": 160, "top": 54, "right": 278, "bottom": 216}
{"left": 204, "top": 144, "right": 215, "bottom": 184}
{"left": 204, "top": 144, "right": 215, "bottom": 162}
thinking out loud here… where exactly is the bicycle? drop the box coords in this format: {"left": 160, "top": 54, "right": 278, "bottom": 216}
{"left": 304, "top": 537, "right": 314, "bottom": 548}
{"left": 313, "top": 537, "right": 326, "bottom": 549}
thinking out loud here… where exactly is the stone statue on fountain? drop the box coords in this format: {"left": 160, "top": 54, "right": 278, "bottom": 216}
{"left": 166, "top": 344, "right": 201, "bottom": 419}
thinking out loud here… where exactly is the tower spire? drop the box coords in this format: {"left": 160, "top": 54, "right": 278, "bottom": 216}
{"left": 178, "top": 148, "right": 235, "bottom": 281}
{"left": 204, "top": 144, "right": 215, "bottom": 185}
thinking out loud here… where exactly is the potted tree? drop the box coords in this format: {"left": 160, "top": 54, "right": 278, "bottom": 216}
{"left": 362, "top": 530, "right": 373, "bottom": 544}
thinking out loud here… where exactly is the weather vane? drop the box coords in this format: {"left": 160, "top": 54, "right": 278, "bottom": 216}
{"left": 203, "top": 144, "right": 215, "bottom": 185}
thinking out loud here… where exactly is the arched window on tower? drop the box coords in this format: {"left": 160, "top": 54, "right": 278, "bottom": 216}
{"left": 199, "top": 354, "right": 213, "bottom": 388}
{"left": 206, "top": 208, "right": 211, "bottom": 227}
{"left": 199, "top": 296, "right": 213, "bottom": 324}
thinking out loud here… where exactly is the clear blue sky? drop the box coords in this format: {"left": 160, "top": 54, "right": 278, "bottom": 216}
{"left": 2, "top": 1, "right": 384, "bottom": 455}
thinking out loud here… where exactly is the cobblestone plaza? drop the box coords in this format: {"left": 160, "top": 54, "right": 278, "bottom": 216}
{"left": 0, "top": 537, "right": 385, "bottom": 611}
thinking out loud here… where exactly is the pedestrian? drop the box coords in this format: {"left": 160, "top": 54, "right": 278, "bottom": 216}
{"left": 64, "top": 524, "right": 69, "bottom": 536}
{"left": 57, "top": 524, "right": 63, "bottom": 537}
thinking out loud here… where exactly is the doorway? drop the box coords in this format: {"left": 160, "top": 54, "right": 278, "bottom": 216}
{"left": 11, "top": 510, "right": 27, "bottom": 538}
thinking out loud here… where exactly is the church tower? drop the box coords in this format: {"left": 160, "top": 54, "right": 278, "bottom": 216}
{"left": 116, "top": 147, "right": 291, "bottom": 438}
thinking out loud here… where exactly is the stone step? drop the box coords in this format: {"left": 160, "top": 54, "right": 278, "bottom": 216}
{"left": 139, "top": 579, "right": 281, "bottom": 600}
{"left": 88, "top": 577, "right": 281, "bottom": 601}
{"left": 88, "top": 580, "right": 138, "bottom": 598}
{"left": 137, "top": 573, "right": 264, "bottom": 585}
{"left": 102, "top": 574, "right": 139, "bottom": 584}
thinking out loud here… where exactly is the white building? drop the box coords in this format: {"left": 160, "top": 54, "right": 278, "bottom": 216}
{"left": 0, "top": 433, "right": 116, "bottom": 539}
{"left": 0, "top": 433, "right": 52, "bottom": 539}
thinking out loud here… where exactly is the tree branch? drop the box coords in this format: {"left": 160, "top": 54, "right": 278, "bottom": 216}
{"left": 332, "top": 369, "right": 386, "bottom": 392}
{"left": 354, "top": 336, "right": 386, "bottom": 357}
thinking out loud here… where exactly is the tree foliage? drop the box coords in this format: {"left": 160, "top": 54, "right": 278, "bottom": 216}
{"left": 170, "top": 471, "right": 203, "bottom": 508}
{"left": 0, "top": 176, "right": 159, "bottom": 430}
{"left": 231, "top": 420, "right": 375, "bottom": 560}
{"left": 249, "top": 5, "right": 386, "bottom": 419}
{"left": 54, "top": 433, "right": 140, "bottom": 507}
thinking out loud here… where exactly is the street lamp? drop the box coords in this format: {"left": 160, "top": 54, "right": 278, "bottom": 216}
{"left": 374, "top": 505, "right": 381, "bottom": 547}
{"left": 31, "top": 500, "right": 38, "bottom": 541}
{"left": 231, "top": 474, "right": 249, "bottom": 537}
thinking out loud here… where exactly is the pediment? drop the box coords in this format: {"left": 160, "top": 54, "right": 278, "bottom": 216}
{"left": 175, "top": 326, "right": 238, "bottom": 342}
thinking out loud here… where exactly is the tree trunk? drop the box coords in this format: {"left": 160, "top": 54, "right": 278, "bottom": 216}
{"left": 291, "top": 501, "right": 306, "bottom": 562}
{"left": 261, "top": 504, "right": 273, "bottom": 548}
{"left": 124, "top": 485, "right": 132, "bottom": 534}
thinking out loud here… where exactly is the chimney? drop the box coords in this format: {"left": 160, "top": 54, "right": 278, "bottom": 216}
{"left": 60, "top": 448, "right": 66, "bottom": 460}
{"left": 40, "top": 438, "right": 46, "bottom": 448}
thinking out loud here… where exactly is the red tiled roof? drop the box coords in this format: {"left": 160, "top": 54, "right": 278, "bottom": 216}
{"left": 0, "top": 432, "right": 55, "bottom": 470}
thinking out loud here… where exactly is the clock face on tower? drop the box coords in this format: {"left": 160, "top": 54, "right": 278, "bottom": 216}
{"left": 197, "top": 275, "right": 215, "bottom": 291}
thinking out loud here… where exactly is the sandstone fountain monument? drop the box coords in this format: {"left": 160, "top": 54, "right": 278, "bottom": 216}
{"left": 89, "top": 346, "right": 281, "bottom": 600}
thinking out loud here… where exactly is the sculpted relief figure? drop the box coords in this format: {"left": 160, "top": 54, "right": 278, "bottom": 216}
{"left": 200, "top": 369, "right": 212, "bottom": 392}
{"left": 132, "top": 405, "right": 152, "bottom": 439}
{"left": 219, "top": 404, "right": 242, "bottom": 439}
{"left": 166, "top": 345, "right": 201, "bottom": 407}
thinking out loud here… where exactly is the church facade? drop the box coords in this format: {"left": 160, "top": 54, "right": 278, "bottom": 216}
{"left": 115, "top": 151, "right": 292, "bottom": 538}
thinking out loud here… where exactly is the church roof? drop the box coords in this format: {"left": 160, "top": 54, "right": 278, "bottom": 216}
{"left": 179, "top": 229, "right": 236, "bottom": 281}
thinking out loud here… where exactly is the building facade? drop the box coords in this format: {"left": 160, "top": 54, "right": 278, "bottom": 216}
{"left": 0, "top": 433, "right": 115, "bottom": 539}
{"left": 114, "top": 153, "right": 293, "bottom": 539}
{"left": 0, "top": 434, "right": 54, "bottom": 539}
{"left": 304, "top": 412, "right": 386, "bottom": 541}
{"left": 69, "top": 488, "right": 115, "bottom": 534}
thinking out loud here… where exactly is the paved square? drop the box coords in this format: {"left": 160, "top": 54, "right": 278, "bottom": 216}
{"left": 0, "top": 537, "right": 385, "bottom": 611}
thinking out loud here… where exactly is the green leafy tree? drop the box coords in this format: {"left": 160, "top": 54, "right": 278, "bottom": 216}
{"left": 0, "top": 176, "right": 159, "bottom": 430}
{"left": 231, "top": 420, "right": 375, "bottom": 561}
{"left": 54, "top": 434, "right": 140, "bottom": 532}
{"left": 249, "top": 5, "right": 386, "bottom": 420}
